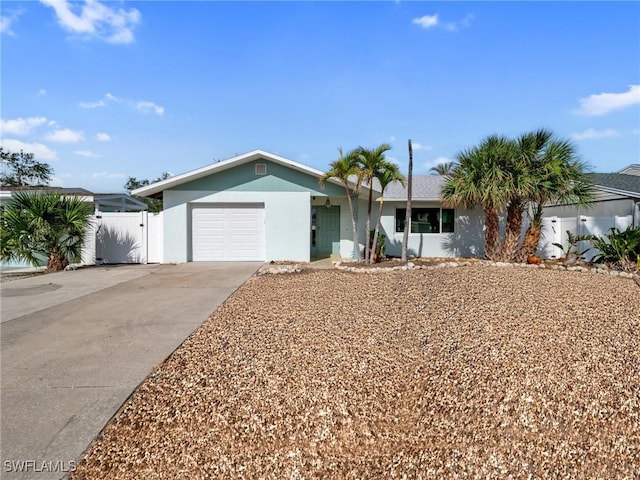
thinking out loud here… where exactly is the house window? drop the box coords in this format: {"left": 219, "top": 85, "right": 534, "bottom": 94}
{"left": 395, "top": 208, "right": 455, "bottom": 233}
{"left": 255, "top": 163, "right": 267, "bottom": 175}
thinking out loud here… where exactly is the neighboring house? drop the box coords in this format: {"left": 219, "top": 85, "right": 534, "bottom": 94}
{"left": 133, "top": 150, "right": 485, "bottom": 262}
{"left": 0, "top": 186, "right": 148, "bottom": 212}
{"left": 542, "top": 164, "right": 640, "bottom": 226}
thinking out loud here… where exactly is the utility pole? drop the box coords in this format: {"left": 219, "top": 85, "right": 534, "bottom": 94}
{"left": 402, "top": 139, "right": 413, "bottom": 262}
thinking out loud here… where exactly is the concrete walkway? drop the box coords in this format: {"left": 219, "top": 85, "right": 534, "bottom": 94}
{"left": 0, "top": 263, "right": 260, "bottom": 479}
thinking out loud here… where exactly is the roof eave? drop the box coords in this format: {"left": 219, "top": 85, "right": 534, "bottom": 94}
{"left": 594, "top": 184, "right": 640, "bottom": 198}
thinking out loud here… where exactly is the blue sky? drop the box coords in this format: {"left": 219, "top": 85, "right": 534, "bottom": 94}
{"left": 1, "top": 1, "right": 639, "bottom": 193}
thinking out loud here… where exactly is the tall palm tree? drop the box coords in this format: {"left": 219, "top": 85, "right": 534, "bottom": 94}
{"left": 370, "top": 163, "right": 406, "bottom": 262}
{"left": 500, "top": 129, "right": 552, "bottom": 262}
{"left": 429, "top": 161, "right": 457, "bottom": 175}
{"left": 356, "top": 143, "right": 392, "bottom": 264}
{"left": 518, "top": 140, "right": 594, "bottom": 260}
{"left": 320, "top": 148, "right": 363, "bottom": 261}
{"left": 1, "top": 192, "right": 94, "bottom": 271}
{"left": 441, "top": 136, "right": 513, "bottom": 261}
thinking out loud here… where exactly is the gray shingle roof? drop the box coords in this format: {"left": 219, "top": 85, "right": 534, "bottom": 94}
{"left": 587, "top": 173, "right": 640, "bottom": 196}
{"left": 383, "top": 175, "right": 444, "bottom": 200}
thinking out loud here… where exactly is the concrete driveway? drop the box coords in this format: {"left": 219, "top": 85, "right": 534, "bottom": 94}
{"left": 1, "top": 262, "right": 260, "bottom": 480}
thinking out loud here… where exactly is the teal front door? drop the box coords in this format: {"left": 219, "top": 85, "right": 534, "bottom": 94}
{"left": 311, "top": 206, "right": 340, "bottom": 256}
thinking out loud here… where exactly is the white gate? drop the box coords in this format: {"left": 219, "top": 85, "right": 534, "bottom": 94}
{"left": 95, "top": 212, "right": 146, "bottom": 264}
{"left": 87, "top": 211, "right": 163, "bottom": 265}
{"left": 539, "top": 215, "right": 633, "bottom": 261}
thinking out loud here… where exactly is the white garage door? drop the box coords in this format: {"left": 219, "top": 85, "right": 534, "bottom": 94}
{"left": 192, "top": 204, "right": 265, "bottom": 261}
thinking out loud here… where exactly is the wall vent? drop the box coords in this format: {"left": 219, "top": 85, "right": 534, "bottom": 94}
{"left": 255, "top": 163, "right": 267, "bottom": 175}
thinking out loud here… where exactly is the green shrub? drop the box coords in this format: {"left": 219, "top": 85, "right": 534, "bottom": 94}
{"left": 585, "top": 226, "right": 640, "bottom": 273}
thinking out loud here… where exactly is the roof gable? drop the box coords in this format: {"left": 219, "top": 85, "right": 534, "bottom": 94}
{"left": 618, "top": 164, "right": 640, "bottom": 176}
{"left": 173, "top": 159, "right": 346, "bottom": 196}
{"left": 132, "top": 150, "right": 350, "bottom": 197}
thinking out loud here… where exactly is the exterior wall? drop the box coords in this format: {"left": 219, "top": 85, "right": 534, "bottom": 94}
{"left": 380, "top": 201, "right": 484, "bottom": 258}
{"left": 163, "top": 189, "right": 311, "bottom": 262}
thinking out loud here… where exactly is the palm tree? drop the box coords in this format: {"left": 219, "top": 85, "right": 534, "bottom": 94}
{"left": 370, "top": 163, "right": 406, "bottom": 262}
{"left": 429, "top": 162, "right": 457, "bottom": 175}
{"left": 500, "top": 129, "right": 552, "bottom": 262}
{"left": 356, "top": 143, "right": 392, "bottom": 264}
{"left": 441, "top": 136, "right": 514, "bottom": 261}
{"left": 518, "top": 140, "right": 594, "bottom": 260}
{"left": 1, "top": 192, "right": 94, "bottom": 271}
{"left": 320, "top": 148, "right": 363, "bottom": 261}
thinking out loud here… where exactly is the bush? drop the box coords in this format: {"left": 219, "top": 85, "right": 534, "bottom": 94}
{"left": 368, "top": 230, "right": 386, "bottom": 262}
{"left": 585, "top": 226, "right": 640, "bottom": 273}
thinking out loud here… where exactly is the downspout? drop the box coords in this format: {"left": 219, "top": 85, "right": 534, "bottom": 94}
{"left": 634, "top": 199, "right": 640, "bottom": 228}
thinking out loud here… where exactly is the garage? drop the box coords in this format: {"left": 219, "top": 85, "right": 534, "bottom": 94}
{"left": 191, "top": 204, "right": 265, "bottom": 261}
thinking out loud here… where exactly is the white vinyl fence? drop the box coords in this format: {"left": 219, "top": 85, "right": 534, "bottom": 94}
{"left": 538, "top": 214, "right": 633, "bottom": 261}
{"left": 82, "top": 211, "right": 163, "bottom": 265}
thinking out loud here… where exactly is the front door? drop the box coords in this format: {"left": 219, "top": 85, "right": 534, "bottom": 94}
{"left": 311, "top": 206, "right": 340, "bottom": 256}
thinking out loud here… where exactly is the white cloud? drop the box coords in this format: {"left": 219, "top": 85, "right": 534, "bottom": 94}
{"left": 446, "top": 13, "right": 474, "bottom": 31}
{"left": 0, "top": 10, "right": 23, "bottom": 36}
{"left": 0, "top": 138, "right": 57, "bottom": 160}
{"left": 0, "top": 16, "right": 14, "bottom": 35}
{"left": 413, "top": 13, "right": 473, "bottom": 32}
{"left": 0, "top": 116, "right": 48, "bottom": 136}
{"left": 38, "top": 88, "right": 47, "bottom": 96}
{"left": 105, "top": 92, "right": 122, "bottom": 103}
{"left": 412, "top": 142, "right": 432, "bottom": 151}
{"left": 79, "top": 99, "right": 106, "bottom": 109}
{"left": 95, "top": 132, "right": 111, "bottom": 142}
{"left": 45, "top": 128, "right": 85, "bottom": 143}
{"left": 570, "top": 128, "right": 620, "bottom": 141}
{"left": 39, "top": 0, "right": 141, "bottom": 44}
{"left": 75, "top": 150, "right": 101, "bottom": 158}
{"left": 632, "top": 129, "right": 640, "bottom": 135}
{"left": 412, "top": 15, "right": 438, "bottom": 29}
{"left": 575, "top": 85, "right": 640, "bottom": 116}
{"left": 136, "top": 101, "right": 164, "bottom": 116}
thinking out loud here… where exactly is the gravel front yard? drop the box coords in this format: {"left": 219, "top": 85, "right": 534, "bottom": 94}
{"left": 73, "top": 266, "right": 639, "bottom": 479}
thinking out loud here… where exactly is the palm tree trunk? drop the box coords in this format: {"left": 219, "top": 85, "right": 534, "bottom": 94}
{"left": 518, "top": 204, "right": 544, "bottom": 261}
{"left": 344, "top": 182, "right": 361, "bottom": 261}
{"left": 501, "top": 199, "right": 524, "bottom": 262}
{"left": 365, "top": 186, "right": 373, "bottom": 263}
{"left": 484, "top": 206, "right": 501, "bottom": 261}
{"left": 371, "top": 197, "right": 384, "bottom": 263}
{"left": 402, "top": 140, "right": 413, "bottom": 262}
{"left": 47, "top": 252, "right": 68, "bottom": 272}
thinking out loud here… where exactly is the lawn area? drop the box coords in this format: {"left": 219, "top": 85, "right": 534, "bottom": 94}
{"left": 73, "top": 266, "right": 639, "bottom": 479}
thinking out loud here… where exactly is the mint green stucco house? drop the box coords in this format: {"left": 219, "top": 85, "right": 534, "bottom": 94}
{"left": 133, "top": 150, "right": 485, "bottom": 262}
{"left": 132, "top": 150, "right": 374, "bottom": 262}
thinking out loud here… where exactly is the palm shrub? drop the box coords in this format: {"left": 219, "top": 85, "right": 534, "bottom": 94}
{"left": 368, "top": 230, "right": 386, "bottom": 262}
{"left": 1, "top": 192, "right": 94, "bottom": 271}
{"left": 552, "top": 230, "right": 591, "bottom": 265}
{"left": 585, "top": 226, "right": 640, "bottom": 273}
